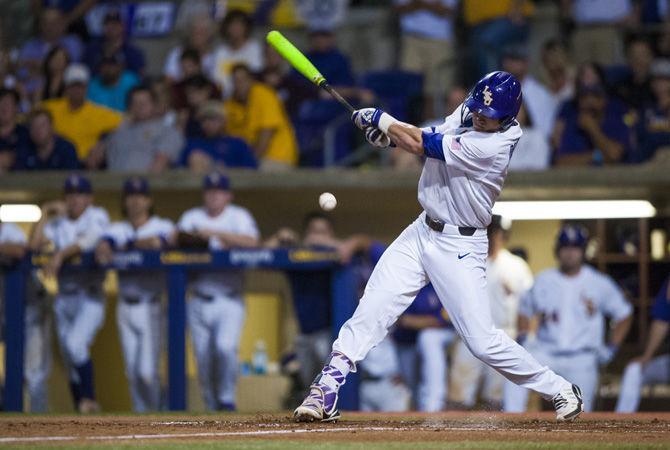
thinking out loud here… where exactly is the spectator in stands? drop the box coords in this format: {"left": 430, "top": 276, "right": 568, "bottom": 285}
{"left": 0, "top": 88, "right": 30, "bottom": 173}
{"left": 562, "top": 0, "right": 636, "bottom": 66}
{"left": 84, "top": 10, "right": 145, "bottom": 76}
{"left": 104, "top": 85, "right": 184, "bottom": 173}
{"left": 178, "top": 74, "right": 221, "bottom": 138}
{"left": 261, "top": 44, "right": 312, "bottom": 118}
{"left": 32, "top": 0, "right": 97, "bottom": 39}
{"left": 171, "top": 51, "right": 218, "bottom": 112}
{"left": 180, "top": 101, "right": 257, "bottom": 173}
{"left": 87, "top": 51, "right": 140, "bottom": 112}
{"left": 164, "top": 15, "right": 216, "bottom": 82}
{"left": 42, "top": 64, "right": 122, "bottom": 168}
{"left": 539, "top": 39, "right": 576, "bottom": 104}
{"left": 19, "top": 7, "right": 83, "bottom": 97}
{"left": 552, "top": 73, "right": 633, "bottom": 166}
{"left": 299, "top": 26, "right": 374, "bottom": 105}
{"left": 224, "top": 64, "right": 298, "bottom": 170}
{"left": 151, "top": 77, "right": 179, "bottom": 128}
{"left": 508, "top": 104, "right": 551, "bottom": 171}
{"left": 463, "top": 0, "right": 533, "bottom": 80}
{"left": 211, "top": 10, "right": 263, "bottom": 96}
{"left": 612, "top": 36, "right": 656, "bottom": 109}
{"left": 501, "top": 45, "right": 558, "bottom": 139}
{"left": 38, "top": 46, "right": 70, "bottom": 102}
{"left": 394, "top": 0, "right": 458, "bottom": 119}
{"left": 635, "top": 59, "right": 670, "bottom": 162}
{"left": 14, "top": 108, "right": 79, "bottom": 171}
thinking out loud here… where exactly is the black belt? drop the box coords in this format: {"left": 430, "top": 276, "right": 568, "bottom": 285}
{"left": 425, "top": 214, "right": 477, "bottom": 236}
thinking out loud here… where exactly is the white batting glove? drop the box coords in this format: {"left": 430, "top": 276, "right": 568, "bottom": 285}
{"left": 352, "top": 107, "right": 384, "bottom": 131}
{"left": 365, "top": 127, "right": 391, "bottom": 148}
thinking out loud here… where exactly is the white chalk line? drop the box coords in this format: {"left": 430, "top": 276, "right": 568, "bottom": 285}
{"left": 0, "top": 423, "right": 666, "bottom": 444}
{"left": 0, "top": 426, "right": 402, "bottom": 444}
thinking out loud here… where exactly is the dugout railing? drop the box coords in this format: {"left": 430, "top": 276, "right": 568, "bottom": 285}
{"left": 2, "top": 248, "right": 360, "bottom": 413}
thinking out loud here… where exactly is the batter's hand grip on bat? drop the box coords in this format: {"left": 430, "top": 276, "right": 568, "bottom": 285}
{"left": 266, "top": 30, "right": 326, "bottom": 86}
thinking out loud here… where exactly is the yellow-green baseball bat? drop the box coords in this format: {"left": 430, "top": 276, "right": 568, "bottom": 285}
{"left": 266, "top": 30, "right": 355, "bottom": 113}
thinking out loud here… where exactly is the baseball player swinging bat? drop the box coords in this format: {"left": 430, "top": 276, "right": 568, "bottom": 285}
{"left": 266, "top": 31, "right": 355, "bottom": 113}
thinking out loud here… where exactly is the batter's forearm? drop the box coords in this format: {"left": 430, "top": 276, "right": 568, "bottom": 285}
{"left": 388, "top": 123, "right": 424, "bottom": 155}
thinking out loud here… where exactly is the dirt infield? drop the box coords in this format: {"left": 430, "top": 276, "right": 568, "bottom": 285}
{"left": 0, "top": 412, "right": 669, "bottom": 449}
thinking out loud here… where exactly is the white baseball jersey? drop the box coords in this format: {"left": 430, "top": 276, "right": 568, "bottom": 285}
{"left": 0, "top": 223, "right": 27, "bottom": 245}
{"left": 178, "top": 205, "right": 259, "bottom": 297}
{"left": 103, "top": 216, "right": 175, "bottom": 301}
{"left": 487, "top": 249, "right": 534, "bottom": 338}
{"left": 44, "top": 206, "right": 110, "bottom": 293}
{"left": 418, "top": 104, "right": 522, "bottom": 228}
{"left": 519, "top": 265, "right": 632, "bottom": 353}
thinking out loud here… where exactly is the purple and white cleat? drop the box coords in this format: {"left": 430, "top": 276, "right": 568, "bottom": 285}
{"left": 293, "top": 384, "right": 341, "bottom": 423}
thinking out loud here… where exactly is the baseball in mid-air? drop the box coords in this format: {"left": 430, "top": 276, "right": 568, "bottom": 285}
{"left": 319, "top": 192, "right": 337, "bottom": 211}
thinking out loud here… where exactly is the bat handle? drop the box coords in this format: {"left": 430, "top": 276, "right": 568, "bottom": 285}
{"left": 320, "top": 82, "right": 356, "bottom": 114}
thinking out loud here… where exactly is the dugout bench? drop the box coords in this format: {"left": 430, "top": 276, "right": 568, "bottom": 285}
{"left": 2, "top": 248, "right": 360, "bottom": 412}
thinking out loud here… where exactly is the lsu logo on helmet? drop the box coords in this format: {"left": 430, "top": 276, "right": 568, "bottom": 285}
{"left": 483, "top": 85, "right": 493, "bottom": 106}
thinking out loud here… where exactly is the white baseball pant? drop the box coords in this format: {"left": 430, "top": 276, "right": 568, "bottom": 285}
{"left": 24, "top": 300, "right": 51, "bottom": 413}
{"left": 615, "top": 354, "right": 670, "bottom": 413}
{"left": 417, "top": 327, "right": 456, "bottom": 411}
{"left": 188, "top": 294, "right": 245, "bottom": 410}
{"left": 332, "top": 215, "right": 570, "bottom": 401}
{"left": 117, "top": 300, "right": 162, "bottom": 412}
{"left": 53, "top": 293, "right": 105, "bottom": 369}
{"left": 503, "top": 341, "right": 598, "bottom": 412}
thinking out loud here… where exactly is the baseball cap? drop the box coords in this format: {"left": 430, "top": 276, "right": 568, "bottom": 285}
{"left": 63, "top": 173, "right": 92, "bottom": 194}
{"left": 123, "top": 176, "right": 150, "bottom": 195}
{"left": 556, "top": 224, "right": 588, "bottom": 248}
{"left": 197, "top": 101, "right": 225, "bottom": 120}
{"left": 650, "top": 59, "right": 670, "bottom": 79}
{"left": 203, "top": 172, "right": 230, "bottom": 191}
{"left": 64, "top": 64, "right": 90, "bottom": 86}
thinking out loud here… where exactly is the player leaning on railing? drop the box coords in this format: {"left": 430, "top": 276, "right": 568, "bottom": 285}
{"left": 294, "top": 71, "right": 584, "bottom": 423}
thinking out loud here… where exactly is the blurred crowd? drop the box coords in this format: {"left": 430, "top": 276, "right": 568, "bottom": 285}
{"left": 0, "top": 0, "right": 668, "bottom": 172}
{"left": 1, "top": 172, "right": 667, "bottom": 414}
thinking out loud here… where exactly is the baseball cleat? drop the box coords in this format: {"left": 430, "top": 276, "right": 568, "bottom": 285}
{"left": 293, "top": 385, "right": 341, "bottom": 423}
{"left": 553, "top": 384, "right": 583, "bottom": 422}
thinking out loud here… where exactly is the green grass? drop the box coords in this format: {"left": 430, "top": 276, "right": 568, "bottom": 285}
{"left": 3, "top": 442, "right": 669, "bottom": 450}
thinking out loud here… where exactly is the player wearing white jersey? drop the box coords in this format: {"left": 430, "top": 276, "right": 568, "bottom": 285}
{"left": 452, "top": 216, "right": 533, "bottom": 409}
{"left": 177, "top": 172, "right": 260, "bottom": 411}
{"left": 29, "top": 174, "right": 110, "bottom": 413}
{"left": 95, "top": 177, "right": 175, "bottom": 412}
{"left": 504, "top": 225, "right": 633, "bottom": 412}
{"left": 295, "top": 71, "right": 584, "bottom": 423}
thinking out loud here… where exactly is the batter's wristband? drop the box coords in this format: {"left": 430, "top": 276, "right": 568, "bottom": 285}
{"left": 376, "top": 112, "right": 399, "bottom": 134}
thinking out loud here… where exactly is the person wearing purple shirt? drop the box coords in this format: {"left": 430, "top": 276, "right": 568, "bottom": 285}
{"left": 83, "top": 10, "right": 145, "bottom": 75}
{"left": 14, "top": 108, "right": 80, "bottom": 171}
{"left": 552, "top": 83, "right": 633, "bottom": 166}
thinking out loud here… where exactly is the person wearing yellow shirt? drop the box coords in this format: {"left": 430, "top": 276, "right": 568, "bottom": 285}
{"left": 224, "top": 64, "right": 298, "bottom": 170}
{"left": 463, "top": 0, "right": 534, "bottom": 81}
{"left": 42, "top": 64, "right": 123, "bottom": 169}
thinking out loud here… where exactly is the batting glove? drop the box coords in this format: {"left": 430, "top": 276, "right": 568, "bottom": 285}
{"left": 365, "top": 127, "right": 391, "bottom": 148}
{"left": 352, "top": 107, "right": 384, "bottom": 131}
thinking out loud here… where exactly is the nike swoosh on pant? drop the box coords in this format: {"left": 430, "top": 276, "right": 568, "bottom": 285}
{"left": 457, "top": 253, "right": 470, "bottom": 259}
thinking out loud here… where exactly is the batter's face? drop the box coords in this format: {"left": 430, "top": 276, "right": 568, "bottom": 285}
{"left": 472, "top": 112, "right": 501, "bottom": 132}
{"left": 65, "top": 193, "right": 91, "bottom": 219}
{"left": 557, "top": 246, "right": 584, "bottom": 273}
{"left": 124, "top": 193, "right": 151, "bottom": 218}
{"left": 203, "top": 189, "right": 231, "bottom": 215}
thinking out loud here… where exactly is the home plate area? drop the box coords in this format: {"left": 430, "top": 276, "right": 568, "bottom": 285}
{"left": 0, "top": 412, "right": 669, "bottom": 449}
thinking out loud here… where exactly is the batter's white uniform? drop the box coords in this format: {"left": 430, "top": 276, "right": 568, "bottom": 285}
{"left": 333, "top": 104, "right": 573, "bottom": 403}
{"left": 452, "top": 248, "right": 533, "bottom": 408}
{"left": 45, "top": 206, "right": 109, "bottom": 392}
{"left": 103, "top": 216, "right": 175, "bottom": 412}
{"left": 359, "top": 336, "right": 410, "bottom": 412}
{"left": 504, "top": 265, "right": 632, "bottom": 412}
{"left": 0, "top": 224, "right": 49, "bottom": 412}
{"left": 178, "top": 205, "right": 259, "bottom": 410}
